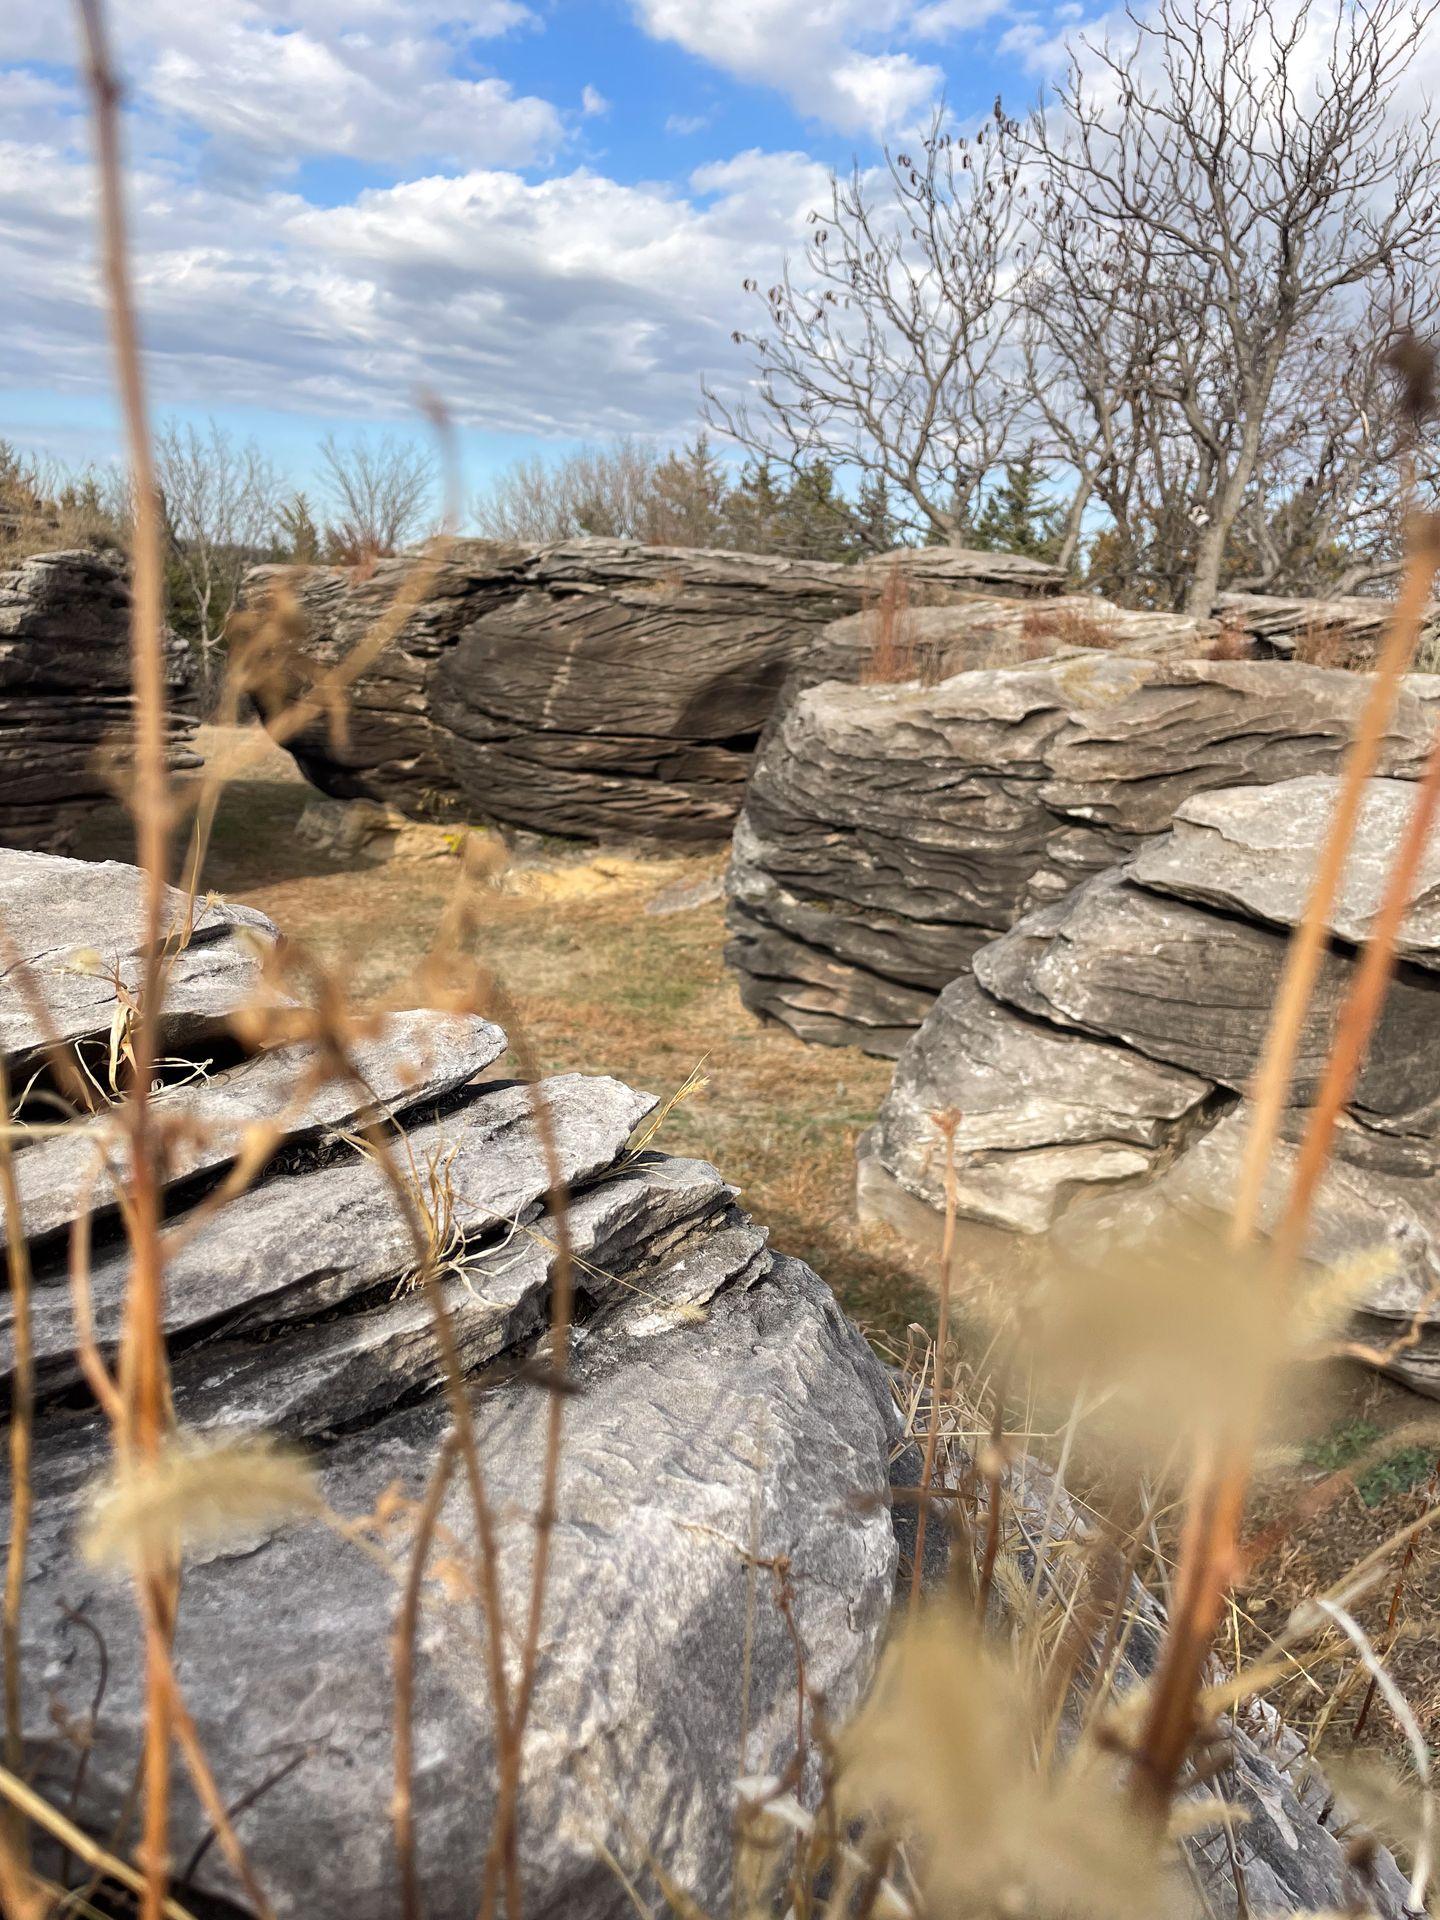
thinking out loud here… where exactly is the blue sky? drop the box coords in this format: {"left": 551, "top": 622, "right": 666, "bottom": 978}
{"left": 0, "top": 0, "right": 1084, "bottom": 501}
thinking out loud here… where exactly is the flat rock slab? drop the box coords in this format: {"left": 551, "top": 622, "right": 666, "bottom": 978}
{"left": 1056, "top": 1104, "right": 1440, "bottom": 1396}
{"left": 862, "top": 774, "right": 1440, "bottom": 1395}
{"left": 728, "top": 657, "right": 1440, "bottom": 1050}
{"left": 803, "top": 595, "right": 1223, "bottom": 691}
{"left": 1133, "top": 773, "right": 1440, "bottom": 964}
{"left": 246, "top": 539, "right": 869, "bottom": 841}
{"left": 9, "top": 1008, "right": 506, "bottom": 1243}
{"left": 1216, "top": 590, "right": 1440, "bottom": 659}
{"left": 6, "top": 1070, "right": 656, "bottom": 1387}
{"left": 0, "top": 847, "right": 279, "bottom": 1065}
{"left": 972, "top": 868, "right": 1440, "bottom": 1134}
{"left": 243, "top": 537, "right": 1066, "bottom": 844}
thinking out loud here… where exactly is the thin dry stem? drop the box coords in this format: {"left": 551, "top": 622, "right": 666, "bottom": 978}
{"left": 395, "top": 1433, "right": 460, "bottom": 1920}
{"left": 908, "top": 1114, "right": 959, "bottom": 1613}
{"left": 0, "top": 1056, "right": 34, "bottom": 1862}
{"left": 1233, "top": 514, "right": 1440, "bottom": 1243}
{"left": 1131, "top": 513, "right": 1440, "bottom": 1822}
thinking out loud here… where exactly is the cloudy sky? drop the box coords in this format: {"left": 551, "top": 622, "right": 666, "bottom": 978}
{"left": 1, "top": 0, "right": 1086, "bottom": 490}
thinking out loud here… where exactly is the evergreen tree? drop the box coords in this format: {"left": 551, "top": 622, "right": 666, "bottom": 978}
{"left": 970, "top": 453, "right": 1067, "bottom": 560}
{"left": 773, "top": 460, "right": 854, "bottom": 562}
{"left": 277, "top": 492, "right": 323, "bottom": 563}
{"left": 850, "top": 472, "right": 903, "bottom": 556}
{"left": 720, "top": 457, "right": 787, "bottom": 553}
{"left": 644, "top": 433, "right": 728, "bottom": 547}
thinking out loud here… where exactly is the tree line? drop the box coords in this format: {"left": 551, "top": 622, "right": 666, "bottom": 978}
{"left": 6, "top": 0, "right": 1439, "bottom": 649}
{"left": 0, "top": 427, "right": 438, "bottom": 666}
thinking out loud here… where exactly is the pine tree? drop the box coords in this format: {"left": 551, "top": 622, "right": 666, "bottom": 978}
{"left": 644, "top": 433, "right": 728, "bottom": 547}
{"left": 277, "top": 492, "right": 323, "bottom": 564}
{"left": 774, "top": 460, "right": 854, "bottom": 562}
{"left": 970, "top": 453, "right": 1067, "bottom": 560}
{"left": 720, "top": 458, "right": 787, "bottom": 553}
{"left": 850, "top": 473, "right": 903, "bottom": 556}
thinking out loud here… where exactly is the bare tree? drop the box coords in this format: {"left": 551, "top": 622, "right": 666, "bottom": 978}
{"left": 706, "top": 110, "right": 1030, "bottom": 548}
{"left": 472, "top": 440, "right": 660, "bottom": 542}
{"left": 1030, "top": 0, "right": 1440, "bottom": 613}
{"left": 318, "top": 432, "right": 437, "bottom": 562}
{"left": 473, "top": 435, "right": 738, "bottom": 548}
{"left": 1225, "top": 288, "right": 1440, "bottom": 595}
{"left": 153, "top": 418, "right": 283, "bottom": 657}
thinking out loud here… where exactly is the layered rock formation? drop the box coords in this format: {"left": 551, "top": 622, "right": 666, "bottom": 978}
{"left": 240, "top": 539, "right": 1063, "bottom": 842}
{"left": 0, "top": 548, "right": 196, "bottom": 852}
{"left": 1, "top": 846, "right": 898, "bottom": 1919}
{"left": 728, "top": 657, "right": 1440, "bottom": 1053}
{"left": 859, "top": 774, "right": 1440, "bottom": 1394}
{"left": 1217, "top": 589, "right": 1440, "bottom": 661}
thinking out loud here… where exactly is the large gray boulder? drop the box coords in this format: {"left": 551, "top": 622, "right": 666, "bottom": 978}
{"left": 860, "top": 775, "right": 1440, "bottom": 1394}
{"left": 728, "top": 658, "right": 1440, "bottom": 1053}
{"left": 2, "top": 848, "right": 898, "bottom": 1919}
{"left": 0, "top": 548, "right": 197, "bottom": 853}
{"left": 240, "top": 539, "right": 1063, "bottom": 844}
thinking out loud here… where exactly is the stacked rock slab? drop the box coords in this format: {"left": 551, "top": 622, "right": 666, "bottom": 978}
{"left": 728, "top": 657, "right": 1440, "bottom": 1054}
{"left": 860, "top": 774, "right": 1440, "bottom": 1395}
{"left": 241, "top": 539, "right": 1063, "bottom": 843}
{"left": 0, "top": 548, "right": 196, "bottom": 852}
{"left": 0, "top": 845, "right": 899, "bottom": 1919}
{"left": 1217, "top": 589, "right": 1440, "bottom": 660}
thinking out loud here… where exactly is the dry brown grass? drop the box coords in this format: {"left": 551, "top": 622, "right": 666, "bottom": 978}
{"left": 1018, "top": 603, "right": 1119, "bottom": 655}
{"left": 1292, "top": 617, "right": 1376, "bottom": 671}
{"left": 1204, "top": 616, "right": 1255, "bottom": 661}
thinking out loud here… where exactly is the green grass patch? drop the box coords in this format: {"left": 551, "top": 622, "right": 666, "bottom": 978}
{"left": 1304, "top": 1419, "right": 1436, "bottom": 1507}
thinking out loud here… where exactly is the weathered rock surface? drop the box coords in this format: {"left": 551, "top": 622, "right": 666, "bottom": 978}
{"left": 1132, "top": 773, "right": 1440, "bottom": 964}
{"left": 964, "top": 1449, "right": 1418, "bottom": 1917}
{"left": 857, "top": 972, "right": 1215, "bottom": 1237}
{"left": 861, "top": 775, "right": 1440, "bottom": 1394}
{"left": 242, "top": 538, "right": 1063, "bottom": 843}
{"left": 0, "top": 548, "right": 197, "bottom": 853}
{"left": 0, "top": 847, "right": 279, "bottom": 1066}
{"left": 3, "top": 850, "right": 899, "bottom": 1919}
{"left": 8, "top": 1005, "right": 507, "bottom": 1245}
{"left": 728, "top": 657, "right": 1440, "bottom": 1052}
{"left": 801, "top": 595, "right": 1223, "bottom": 692}
{"left": 972, "top": 866, "right": 1440, "bottom": 1133}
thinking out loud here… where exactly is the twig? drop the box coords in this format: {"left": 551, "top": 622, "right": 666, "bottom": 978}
{"left": 1130, "top": 513, "right": 1440, "bottom": 1820}
{"left": 74, "top": 7, "right": 185, "bottom": 1913}
{"left": 1351, "top": 1456, "right": 1440, "bottom": 1744}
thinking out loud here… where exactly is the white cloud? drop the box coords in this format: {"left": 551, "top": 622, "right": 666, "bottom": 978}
{"left": 631, "top": 0, "right": 1007, "bottom": 132}
{"left": 0, "top": 114, "right": 831, "bottom": 443}
{"left": 148, "top": 33, "right": 562, "bottom": 170}
{"left": 665, "top": 111, "right": 712, "bottom": 135}
{"left": 2, "top": 1, "right": 559, "bottom": 173}
{"left": 581, "top": 83, "right": 610, "bottom": 116}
